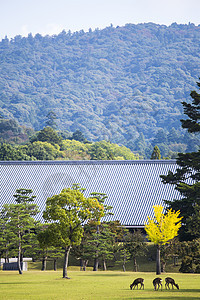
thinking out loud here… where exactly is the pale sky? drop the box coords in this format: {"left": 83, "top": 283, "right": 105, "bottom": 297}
{"left": 1, "top": 0, "right": 200, "bottom": 40}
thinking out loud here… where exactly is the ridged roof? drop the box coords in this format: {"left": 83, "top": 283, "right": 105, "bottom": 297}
{"left": 0, "top": 160, "right": 181, "bottom": 227}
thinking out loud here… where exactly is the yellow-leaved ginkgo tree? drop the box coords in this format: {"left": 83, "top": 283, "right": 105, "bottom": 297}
{"left": 145, "top": 205, "right": 182, "bottom": 274}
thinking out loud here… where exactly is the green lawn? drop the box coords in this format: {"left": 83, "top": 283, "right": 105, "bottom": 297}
{"left": 0, "top": 270, "right": 200, "bottom": 300}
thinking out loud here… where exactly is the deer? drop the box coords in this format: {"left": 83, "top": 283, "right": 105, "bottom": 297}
{"left": 153, "top": 277, "right": 162, "bottom": 290}
{"left": 165, "top": 277, "right": 179, "bottom": 290}
{"left": 130, "top": 278, "right": 144, "bottom": 290}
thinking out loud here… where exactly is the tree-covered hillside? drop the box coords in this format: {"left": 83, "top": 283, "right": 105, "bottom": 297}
{"left": 0, "top": 125, "right": 140, "bottom": 161}
{"left": 0, "top": 22, "right": 200, "bottom": 156}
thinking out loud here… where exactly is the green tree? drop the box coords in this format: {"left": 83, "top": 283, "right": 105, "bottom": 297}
{"left": 22, "top": 141, "right": 61, "bottom": 160}
{"left": 30, "top": 127, "right": 62, "bottom": 146}
{"left": 153, "top": 129, "right": 168, "bottom": 145}
{"left": 167, "top": 127, "right": 181, "bottom": 143}
{"left": 87, "top": 223, "right": 115, "bottom": 271}
{"left": 2, "top": 189, "right": 39, "bottom": 274}
{"left": 71, "top": 221, "right": 95, "bottom": 271}
{"left": 151, "top": 145, "right": 161, "bottom": 160}
{"left": 36, "top": 224, "right": 64, "bottom": 271}
{"left": 181, "top": 80, "right": 200, "bottom": 133}
{"left": 161, "top": 80, "right": 200, "bottom": 241}
{"left": 179, "top": 238, "right": 200, "bottom": 273}
{"left": 37, "top": 225, "right": 52, "bottom": 271}
{"left": 124, "top": 230, "right": 147, "bottom": 272}
{"left": 145, "top": 205, "right": 182, "bottom": 275}
{"left": 0, "top": 213, "right": 8, "bottom": 264}
{"left": 87, "top": 141, "right": 114, "bottom": 160}
{"left": 89, "top": 192, "right": 112, "bottom": 271}
{"left": 0, "top": 143, "right": 31, "bottom": 161}
{"left": 61, "top": 139, "right": 90, "bottom": 160}
{"left": 70, "top": 129, "right": 86, "bottom": 142}
{"left": 131, "top": 132, "right": 147, "bottom": 158}
{"left": 160, "top": 237, "right": 179, "bottom": 272}
{"left": 45, "top": 111, "right": 58, "bottom": 129}
{"left": 42, "top": 187, "right": 104, "bottom": 278}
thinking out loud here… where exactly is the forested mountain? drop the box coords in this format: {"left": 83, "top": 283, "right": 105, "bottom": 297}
{"left": 0, "top": 22, "right": 200, "bottom": 157}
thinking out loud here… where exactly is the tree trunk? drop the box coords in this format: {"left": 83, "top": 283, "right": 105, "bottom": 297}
{"left": 54, "top": 259, "right": 57, "bottom": 271}
{"left": 133, "top": 257, "right": 138, "bottom": 272}
{"left": 123, "top": 253, "right": 126, "bottom": 272}
{"left": 41, "top": 256, "right": 47, "bottom": 271}
{"left": 17, "top": 229, "right": 22, "bottom": 275}
{"left": 103, "top": 259, "right": 107, "bottom": 271}
{"left": 5, "top": 245, "right": 9, "bottom": 263}
{"left": 93, "top": 224, "right": 99, "bottom": 271}
{"left": 161, "top": 261, "right": 166, "bottom": 273}
{"left": 80, "top": 259, "right": 83, "bottom": 271}
{"left": 83, "top": 260, "right": 88, "bottom": 271}
{"left": 18, "top": 241, "right": 22, "bottom": 274}
{"left": 63, "top": 245, "right": 71, "bottom": 279}
{"left": 174, "top": 256, "right": 178, "bottom": 266}
{"left": 93, "top": 257, "right": 99, "bottom": 271}
{"left": 122, "top": 263, "right": 126, "bottom": 272}
{"left": 156, "top": 245, "right": 161, "bottom": 275}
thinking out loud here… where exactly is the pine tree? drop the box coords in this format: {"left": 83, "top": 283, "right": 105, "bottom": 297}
{"left": 124, "top": 230, "right": 147, "bottom": 272}
{"left": 181, "top": 81, "right": 200, "bottom": 132}
{"left": 2, "top": 189, "right": 39, "bottom": 274}
{"left": 161, "top": 80, "right": 200, "bottom": 241}
{"left": 89, "top": 192, "right": 112, "bottom": 271}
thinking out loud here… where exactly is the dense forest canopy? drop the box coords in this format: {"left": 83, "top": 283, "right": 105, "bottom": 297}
{"left": 0, "top": 22, "right": 200, "bottom": 157}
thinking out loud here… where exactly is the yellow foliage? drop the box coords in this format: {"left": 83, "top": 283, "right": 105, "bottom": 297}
{"left": 145, "top": 205, "right": 182, "bottom": 245}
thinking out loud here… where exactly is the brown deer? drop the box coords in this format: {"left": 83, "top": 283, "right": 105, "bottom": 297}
{"left": 153, "top": 277, "right": 162, "bottom": 290}
{"left": 130, "top": 278, "right": 144, "bottom": 290}
{"left": 165, "top": 277, "right": 179, "bottom": 290}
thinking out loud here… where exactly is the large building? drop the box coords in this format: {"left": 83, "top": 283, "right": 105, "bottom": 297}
{"left": 0, "top": 160, "right": 181, "bottom": 228}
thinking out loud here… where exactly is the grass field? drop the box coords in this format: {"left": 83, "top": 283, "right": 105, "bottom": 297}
{"left": 0, "top": 269, "right": 200, "bottom": 300}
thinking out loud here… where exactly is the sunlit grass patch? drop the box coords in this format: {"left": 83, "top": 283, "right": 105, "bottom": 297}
{"left": 0, "top": 271, "right": 200, "bottom": 300}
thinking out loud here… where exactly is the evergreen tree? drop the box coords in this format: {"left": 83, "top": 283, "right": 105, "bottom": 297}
{"left": 124, "top": 230, "right": 147, "bottom": 272}
{"left": 161, "top": 80, "right": 200, "bottom": 241}
{"left": 89, "top": 192, "right": 112, "bottom": 271}
{"left": 151, "top": 145, "right": 161, "bottom": 160}
{"left": 178, "top": 238, "right": 200, "bottom": 273}
{"left": 45, "top": 111, "right": 58, "bottom": 129}
{"left": 30, "top": 127, "right": 62, "bottom": 146}
{"left": 167, "top": 127, "right": 181, "bottom": 143}
{"left": 71, "top": 129, "right": 86, "bottom": 143}
{"left": 2, "top": 189, "right": 39, "bottom": 274}
{"left": 181, "top": 80, "right": 200, "bottom": 133}
{"left": 153, "top": 129, "right": 168, "bottom": 145}
{"left": 87, "top": 223, "right": 115, "bottom": 271}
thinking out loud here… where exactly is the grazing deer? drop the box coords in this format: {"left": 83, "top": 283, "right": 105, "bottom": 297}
{"left": 130, "top": 278, "right": 144, "bottom": 290}
{"left": 153, "top": 277, "right": 162, "bottom": 290}
{"left": 165, "top": 277, "right": 179, "bottom": 290}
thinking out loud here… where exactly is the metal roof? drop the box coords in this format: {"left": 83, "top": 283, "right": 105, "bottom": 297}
{"left": 0, "top": 160, "right": 181, "bottom": 227}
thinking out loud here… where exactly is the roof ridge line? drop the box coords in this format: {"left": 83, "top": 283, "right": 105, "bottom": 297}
{"left": 0, "top": 159, "right": 177, "bottom": 165}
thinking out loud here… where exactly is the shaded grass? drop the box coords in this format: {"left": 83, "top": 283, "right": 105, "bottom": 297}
{"left": 0, "top": 271, "right": 200, "bottom": 300}
{"left": 28, "top": 251, "right": 180, "bottom": 273}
